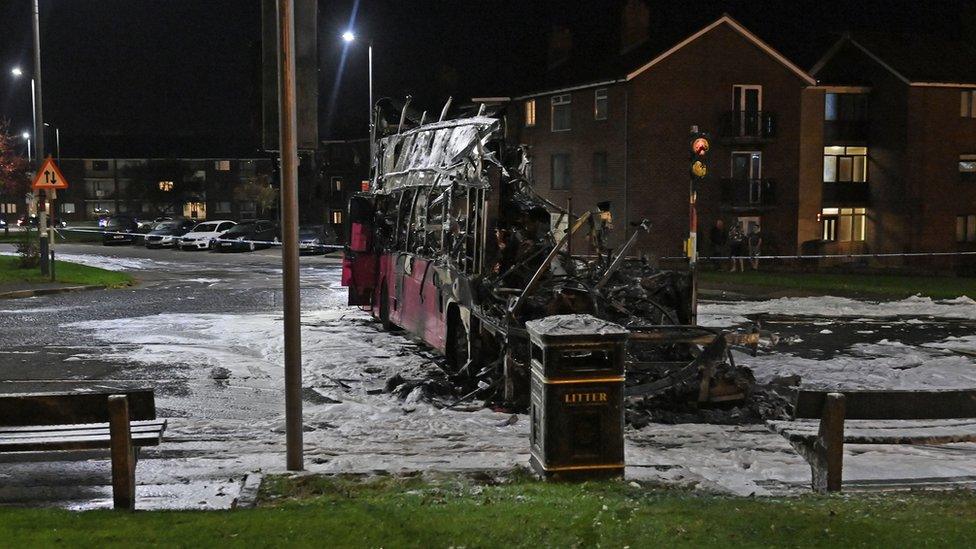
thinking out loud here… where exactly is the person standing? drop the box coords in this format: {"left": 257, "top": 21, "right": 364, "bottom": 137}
{"left": 728, "top": 222, "right": 746, "bottom": 272}
{"left": 709, "top": 219, "right": 727, "bottom": 268}
{"left": 748, "top": 225, "right": 763, "bottom": 270}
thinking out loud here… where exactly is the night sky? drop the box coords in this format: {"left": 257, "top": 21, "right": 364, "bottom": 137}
{"left": 0, "top": 1, "right": 973, "bottom": 158}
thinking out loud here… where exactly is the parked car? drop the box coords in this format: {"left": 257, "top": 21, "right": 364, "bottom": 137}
{"left": 16, "top": 214, "right": 66, "bottom": 228}
{"left": 145, "top": 218, "right": 198, "bottom": 249}
{"left": 179, "top": 220, "right": 236, "bottom": 250}
{"left": 102, "top": 215, "right": 140, "bottom": 245}
{"left": 0, "top": 217, "right": 6, "bottom": 230}
{"left": 298, "top": 225, "right": 340, "bottom": 255}
{"left": 215, "top": 220, "right": 278, "bottom": 252}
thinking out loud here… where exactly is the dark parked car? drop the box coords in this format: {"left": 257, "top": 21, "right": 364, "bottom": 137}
{"left": 298, "top": 225, "right": 341, "bottom": 255}
{"left": 215, "top": 220, "right": 278, "bottom": 252}
{"left": 145, "top": 218, "right": 198, "bottom": 249}
{"left": 102, "top": 215, "right": 140, "bottom": 245}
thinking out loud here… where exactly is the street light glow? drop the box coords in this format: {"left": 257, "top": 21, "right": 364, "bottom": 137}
{"left": 11, "top": 67, "right": 23, "bottom": 77}
{"left": 342, "top": 30, "right": 355, "bottom": 43}
{"left": 21, "top": 131, "right": 29, "bottom": 139}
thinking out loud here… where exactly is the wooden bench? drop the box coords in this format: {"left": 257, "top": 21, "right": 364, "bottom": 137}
{"left": 770, "top": 389, "right": 976, "bottom": 493}
{"left": 0, "top": 390, "right": 166, "bottom": 510}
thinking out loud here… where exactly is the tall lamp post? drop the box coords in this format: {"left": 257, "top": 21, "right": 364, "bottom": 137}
{"left": 341, "top": 31, "right": 374, "bottom": 156}
{"left": 44, "top": 123, "right": 60, "bottom": 162}
{"left": 21, "top": 132, "right": 31, "bottom": 160}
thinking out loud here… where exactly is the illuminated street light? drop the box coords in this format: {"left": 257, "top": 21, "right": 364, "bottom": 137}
{"left": 340, "top": 31, "right": 373, "bottom": 157}
{"left": 21, "top": 131, "right": 29, "bottom": 140}
{"left": 11, "top": 67, "right": 23, "bottom": 77}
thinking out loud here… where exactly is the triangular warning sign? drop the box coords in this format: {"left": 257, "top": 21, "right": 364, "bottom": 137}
{"left": 32, "top": 157, "right": 69, "bottom": 190}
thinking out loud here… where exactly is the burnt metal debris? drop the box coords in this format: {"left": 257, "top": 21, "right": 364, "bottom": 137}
{"left": 350, "top": 107, "right": 784, "bottom": 425}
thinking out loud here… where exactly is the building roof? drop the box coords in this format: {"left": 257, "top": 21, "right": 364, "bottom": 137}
{"left": 812, "top": 32, "right": 976, "bottom": 86}
{"left": 513, "top": 14, "right": 816, "bottom": 99}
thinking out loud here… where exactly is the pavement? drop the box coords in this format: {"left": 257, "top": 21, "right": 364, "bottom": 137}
{"left": 2, "top": 242, "right": 976, "bottom": 510}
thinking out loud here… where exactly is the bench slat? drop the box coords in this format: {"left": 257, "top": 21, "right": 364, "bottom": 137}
{"left": 795, "top": 389, "right": 976, "bottom": 420}
{"left": 0, "top": 421, "right": 167, "bottom": 439}
{"left": 0, "top": 429, "right": 165, "bottom": 453}
{"left": 770, "top": 420, "right": 976, "bottom": 445}
{"left": 0, "top": 390, "right": 156, "bottom": 426}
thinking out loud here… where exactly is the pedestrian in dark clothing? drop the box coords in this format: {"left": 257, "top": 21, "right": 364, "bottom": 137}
{"left": 709, "top": 219, "right": 727, "bottom": 267}
{"left": 748, "top": 225, "right": 763, "bottom": 270}
{"left": 728, "top": 223, "right": 746, "bottom": 272}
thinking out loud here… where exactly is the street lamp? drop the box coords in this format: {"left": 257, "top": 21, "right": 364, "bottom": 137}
{"left": 44, "top": 122, "right": 59, "bottom": 162}
{"left": 10, "top": 68, "right": 38, "bottom": 164}
{"left": 21, "top": 131, "right": 31, "bottom": 159}
{"left": 340, "top": 30, "right": 374, "bottom": 158}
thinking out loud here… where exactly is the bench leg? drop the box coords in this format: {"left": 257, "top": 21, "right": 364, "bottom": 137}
{"left": 811, "top": 392, "right": 846, "bottom": 493}
{"left": 108, "top": 395, "right": 136, "bottom": 511}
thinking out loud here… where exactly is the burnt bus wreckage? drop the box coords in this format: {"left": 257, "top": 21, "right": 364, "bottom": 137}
{"left": 342, "top": 112, "right": 763, "bottom": 421}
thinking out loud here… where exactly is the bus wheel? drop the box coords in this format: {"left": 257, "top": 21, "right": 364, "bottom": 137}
{"left": 447, "top": 308, "right": 470, "bottom": 375}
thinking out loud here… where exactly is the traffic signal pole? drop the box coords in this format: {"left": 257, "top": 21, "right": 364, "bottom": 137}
{"left": 277, "top": 0, "right": 303, "bottom": 471}
{"left": 688, "top": 126, "right": 710, "bottom": 325}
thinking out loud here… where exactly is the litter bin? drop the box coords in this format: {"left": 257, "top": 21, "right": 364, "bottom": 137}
{"left": 526, "top": 314, "right": 628, "bottom": 479}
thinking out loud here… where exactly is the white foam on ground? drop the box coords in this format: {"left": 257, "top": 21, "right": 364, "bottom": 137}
{"left": 699, "top": 295, "right": 976, "bottom": 327}
{"left": 1, "top": 251, "right": 169, "bottom": 271}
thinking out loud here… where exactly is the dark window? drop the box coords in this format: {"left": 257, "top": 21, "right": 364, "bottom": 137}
{"left": 551, "top": 154, "right": 571, "bottom": 189}
{"left": 92, "top": 160, "right": 109, "bottom": 171}
{"left": 594, "top": 89, "right": 608, "bottom": 120}
{"left": 825, "top": 93, "right": 868, "bottom": 121}
{"left": 959, "top": 214, "right": 976, "bottom": 242}
{"left": 961, "top": 91, "right": 976, "bottom": 118}
{"left": 551, "top": 94, "right": 571, "bottom": 131}
{"left": 593, "top": 152, "right": 608, "bottom": 185}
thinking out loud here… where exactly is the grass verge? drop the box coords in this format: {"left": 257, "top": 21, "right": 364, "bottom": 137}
{"left": 699, "top": 270, "right": 976, "bottom": 299}
{"left": 2, "top": 474, "right": 976, "bottom": 547}
{"left": 0, "top": 254, "right": 132, "bottom": 288}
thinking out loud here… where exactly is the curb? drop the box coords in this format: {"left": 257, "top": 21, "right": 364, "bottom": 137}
{"left": 233, "top": 473, "right": 264, "bottom": 509}
{"left": 0, "top": 284, "right": 106, "bottom": 300}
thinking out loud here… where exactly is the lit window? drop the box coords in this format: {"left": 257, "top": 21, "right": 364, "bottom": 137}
{"left": 332, "top": 177, "right": 343, "bottom": 192}
{"left": 594, "top": 88, "right": 608, "bottom": 120}
{"left": 961, "top": 91, "right": 976, "bottom": 118}
{"left": 960, "top": 155, "right": 976, "bottom": 182}
{"left": 361, "top": 180, "right": 370, "bottom": 192}
{"left": 215, "top": 160, "right": 231, "bottom": 171}
{"left": 821, "top": 207, "right": 865, "bottom": 242}
{"left": 525, "top": 99, "right": 536, "bottom": 127}
{"left": 551, "top": 153, "right": 571, "bottom": 189}
{"left": 331, "top": 210, "right": 343, "bottom": 224}
{"left": 958, "top": 214, "right": 976, "bottom": 242}
{"left": 823, "top": 146, "right": 867, "bottom": 182}
{"left": 158, "top": 181, "right": 174, "bottom": 191}
{"left": 551, "top": 94, "right": 571, "bottom": 132}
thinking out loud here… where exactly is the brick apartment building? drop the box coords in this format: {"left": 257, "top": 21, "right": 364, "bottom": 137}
{"left": 811, "top": 33, "right": 976, "bottom": 266}
{"left": 53, "top": 157, "right": 274, "bottom": 223}
{"left": 484, "top": 13, "right": 976, "bottom": 272}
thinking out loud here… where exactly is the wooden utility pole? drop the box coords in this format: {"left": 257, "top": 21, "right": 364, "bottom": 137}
{"left": 277, "top": 0, "right": 303, "bottom": 471}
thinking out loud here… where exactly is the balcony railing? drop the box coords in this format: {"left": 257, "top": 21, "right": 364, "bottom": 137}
{"left": 822, "top": 181, "right": 870, "bottom": 206}
{"left": 720, "top": 111, "right": 777, "bottom": 141}
{"left": 824, "top": 119, "right": 869, "bottom": 143}
{"left": 720, "top": 178, "right": 776, "bottom": 208}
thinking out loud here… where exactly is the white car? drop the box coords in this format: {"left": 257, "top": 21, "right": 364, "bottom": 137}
{"left": 179, "top": 220, "right": 236, "bottom": 250}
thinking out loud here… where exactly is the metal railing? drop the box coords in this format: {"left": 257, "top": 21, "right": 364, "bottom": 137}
{"left": 721, "top": 111, "right": 777, "bottom": 140}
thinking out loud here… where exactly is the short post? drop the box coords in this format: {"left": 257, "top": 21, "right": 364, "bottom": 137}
{"left": 526, "top": 314, "right": 628, "bottom": 479}
{"left": 814, "top": 392, "right": 846, "bottom": 493}
{"left": 107, "top": 395, "right": 136, "bottom": 510}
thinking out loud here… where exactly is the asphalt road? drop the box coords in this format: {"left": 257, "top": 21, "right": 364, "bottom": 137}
{"left": 1, "top": 242, "right": 344, "bottom": 392}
